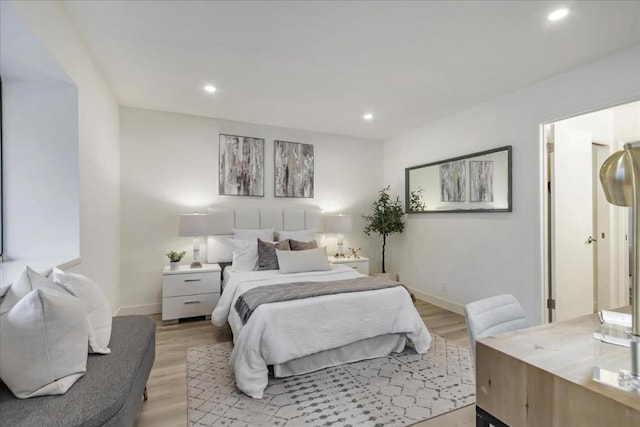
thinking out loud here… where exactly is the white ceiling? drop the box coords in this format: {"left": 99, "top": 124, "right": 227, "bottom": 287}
{"left": 61, "top": 0, "right": 640, "bottom": 140}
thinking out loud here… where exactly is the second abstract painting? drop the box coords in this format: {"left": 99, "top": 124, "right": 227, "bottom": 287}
{"left": 274, "top": 140, "right": 314, "bottom": 198}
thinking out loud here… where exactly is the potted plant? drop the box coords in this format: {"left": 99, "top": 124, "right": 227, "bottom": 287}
{"left": 363, "top": 186, "right": 405, "bottom": 278}
{"left": 166, "top": 250, "right": 186, "bottom": 271}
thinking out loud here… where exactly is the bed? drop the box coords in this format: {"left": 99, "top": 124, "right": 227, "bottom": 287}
{"left": 207, "top": 206, "right": 432, "bottom": 399}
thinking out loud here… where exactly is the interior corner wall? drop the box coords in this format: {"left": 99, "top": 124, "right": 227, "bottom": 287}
{"left": 382, "top": 45, "right": 640, "bottom": 325}
{"left": 10, "top": 1, "right": 121, "bottom": 310}
{"left": 119, "top": 107, "right": 383, "bottom": 313}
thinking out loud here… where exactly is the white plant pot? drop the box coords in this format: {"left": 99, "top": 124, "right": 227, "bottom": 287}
{"left": 169, "top": 261, "right": 180, "bottom": 271}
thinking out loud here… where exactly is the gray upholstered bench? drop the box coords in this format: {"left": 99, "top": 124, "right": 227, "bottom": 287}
{"left": 0, "top": 315, "right": 156, "bottom": 427}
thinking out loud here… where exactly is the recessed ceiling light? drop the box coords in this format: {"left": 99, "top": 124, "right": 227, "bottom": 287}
{"left": 203, "top": 85, "right": 217, "bottom": 93}
{"left": 548, "top": 8, "right": 569, "bottom": 22}
{"left": 363, "top": 113, "right": 374, "bottom": 121}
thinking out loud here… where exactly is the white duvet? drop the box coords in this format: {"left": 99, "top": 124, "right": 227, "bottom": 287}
{"left": 211, "top": 265, "right": 432, "bottom": 398}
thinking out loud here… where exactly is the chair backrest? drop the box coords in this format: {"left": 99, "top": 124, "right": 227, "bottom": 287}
{"left": 464, "top": 294, "right": 528, "bottom": 360}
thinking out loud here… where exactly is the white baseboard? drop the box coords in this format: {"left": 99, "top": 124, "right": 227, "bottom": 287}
{"left": 115, "top": 303, "right": 161, "bottom": 316}
{"left": 407, "top": 287, "right": 465, "bottom": 316}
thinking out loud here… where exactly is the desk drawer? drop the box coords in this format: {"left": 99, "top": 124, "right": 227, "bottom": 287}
{"left": 162, "top": 293, "right": 219, "bottom": 320}
{"left": 163, "top": 272, "right": 219, "bottom": 297}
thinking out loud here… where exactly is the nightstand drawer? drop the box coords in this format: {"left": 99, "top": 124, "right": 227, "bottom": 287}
{"left": 163, "top": 271, "right": 219, "bottom": 297}
{"left": 328, "top": 256, "right": 369, "bottom": 275}
{"left": 162, "top": 293, "right": 219, "bottom": 320}
{"left": 341, "top": 262, "right": 369, "bottom": 275}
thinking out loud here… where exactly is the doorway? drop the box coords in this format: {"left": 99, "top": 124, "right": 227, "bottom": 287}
{"left": 543, "top": 100, "right": 639, "bottom": 323}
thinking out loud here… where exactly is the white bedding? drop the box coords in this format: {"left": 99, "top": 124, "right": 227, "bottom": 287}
{"left": 211, "top": 265, "right": 432, "bottom": 398}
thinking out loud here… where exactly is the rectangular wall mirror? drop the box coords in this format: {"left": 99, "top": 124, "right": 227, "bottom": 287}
{"left": 405, "top": 145, "right": 512, "bottom": 213}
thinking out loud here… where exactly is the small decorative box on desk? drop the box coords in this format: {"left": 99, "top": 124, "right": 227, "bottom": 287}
{"left": 162, "top": 263, "right": 221, "bottom": 324}
{"left": 328, "top": 256, "right": 369, "bottom": 275}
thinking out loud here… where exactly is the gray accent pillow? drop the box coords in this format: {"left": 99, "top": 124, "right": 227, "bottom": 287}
{"left": 257, "top": 239, "right": 290, "bottom": 270}
{"left": 289, "top": 239, "right": 318, "bottom": 251}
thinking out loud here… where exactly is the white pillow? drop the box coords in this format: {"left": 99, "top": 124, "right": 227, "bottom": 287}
{"left": 0, "top": 288, "right": 89, "bottom": 398}
{"left": 275, "top": 229, "right": 315, "bottom": 242}
{"left": 51, "top": 268, "right": 112, "bottom": 354}
{"left": 233, "top": 227, "right": 274, "bottom": 241}
{"left": 0, "top": 267, "right": 64, "bottom": 316}
{"left": 276, "top": 247, "right": 332, "bottom": 274}
{"left": 229, "top": 239, "right": 259, "bottom": 271}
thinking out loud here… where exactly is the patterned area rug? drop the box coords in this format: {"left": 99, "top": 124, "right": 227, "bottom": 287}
{"left": 187, "top": 335, "right": 474, "bottom": 426}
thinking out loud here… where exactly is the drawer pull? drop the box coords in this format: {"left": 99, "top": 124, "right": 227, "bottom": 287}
{"left": 184, "top": 300, "right": 201, "bottom": 305}
{"left": 184, "top": 279, "right": 201, "bottom": 283}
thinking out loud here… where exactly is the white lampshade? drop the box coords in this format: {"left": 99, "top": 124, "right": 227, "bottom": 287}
{"left": 326, "top": 214, "right": 353, "bottom": 234}
{"left": 179, "top": 213, "right": 214, "bottom": 237}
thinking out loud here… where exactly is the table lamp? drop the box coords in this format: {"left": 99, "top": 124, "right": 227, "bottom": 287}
{"left": 599, "top": 143, "right": 640, "bottom": 390}
{"left": 179, "top": 213, "right": 214, "bottom": 268}
{"left": 326, "top": 214, "right": 353, "bottom": 258}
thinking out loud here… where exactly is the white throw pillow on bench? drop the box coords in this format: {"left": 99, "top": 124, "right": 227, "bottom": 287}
{"left": 51, "top": 268, "right": 112, "bottom": 354}
{"left": 0, "top": 287, "right": 89, "bottom": 398}
{"left": 0, "top": 267, "right": 59, "bottom": 316}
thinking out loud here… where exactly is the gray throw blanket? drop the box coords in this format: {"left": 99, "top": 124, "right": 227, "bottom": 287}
{"left": 234, "top": 276, "right": 404, "bottom": 324}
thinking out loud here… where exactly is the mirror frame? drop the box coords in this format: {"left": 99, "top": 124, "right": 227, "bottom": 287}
{"left": 405, "top": 145, "right": 512, "bottom": 214}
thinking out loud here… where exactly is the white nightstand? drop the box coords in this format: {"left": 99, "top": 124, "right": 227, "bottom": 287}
{"left": 328, "top": 256, "right": 369, "bottom": 275}
{"left": 162, "top": 263, "right": 221, "bottom": 323}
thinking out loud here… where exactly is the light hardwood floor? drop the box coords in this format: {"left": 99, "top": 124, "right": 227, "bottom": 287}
{"left": 135, "top": 300, "right": 475, "bottom": 427}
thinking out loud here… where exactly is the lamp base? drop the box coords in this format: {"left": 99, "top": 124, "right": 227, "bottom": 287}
{"left": 336, "top": 238, "right": 345, "bottom": 258}
{"left": 191, "top": 244, "right": 202, "bottom": 268}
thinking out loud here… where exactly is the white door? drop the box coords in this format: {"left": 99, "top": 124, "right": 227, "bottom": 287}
{"left": 550, "top": 124, "right": 594, "bottom": 321}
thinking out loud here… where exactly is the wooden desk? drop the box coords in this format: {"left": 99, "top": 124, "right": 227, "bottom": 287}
{"left": 476, "top": 312, "right": 640, "bottom": 427}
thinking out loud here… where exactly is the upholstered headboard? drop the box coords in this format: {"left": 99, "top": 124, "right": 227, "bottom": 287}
{"left": 206, "top": 206, "right": 323, "bottom": 263}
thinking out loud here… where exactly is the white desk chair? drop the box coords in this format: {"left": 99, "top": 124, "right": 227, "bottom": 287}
{"left": 464, "top": 294, "right": 528, "bottom": 360}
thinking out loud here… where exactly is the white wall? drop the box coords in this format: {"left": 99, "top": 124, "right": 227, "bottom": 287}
{"left": 383, "top": 45, "right": 640, "bottom": 323}
{"left": 556, "top": 109, "right": 614, "bottom": 143}
{"left": 3, "top": 80, "right": 79, "bottom": 262}
{"left": 613, "top": 101, "right": 640, "bottom": 142}
{"left": 119, "top": 107, "right": 383, "bottom": 313}
{"left": 9, "top": 0, "right": 121, "bottom": 309}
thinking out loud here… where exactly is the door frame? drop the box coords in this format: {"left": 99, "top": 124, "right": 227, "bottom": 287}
{"left": 539, "top": 100, "right": 638, "bottom": 324}
{"left": 593, "top": 142, "right": 612, "bottom": 312}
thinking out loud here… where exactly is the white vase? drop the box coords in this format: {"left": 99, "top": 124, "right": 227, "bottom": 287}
{"left": 169, "top": 261, "right": 180, "bottom": 271}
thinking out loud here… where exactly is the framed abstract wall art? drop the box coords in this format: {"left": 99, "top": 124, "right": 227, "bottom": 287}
{"left": 440, "top": 160, "right": 466, "bottom": 202}
{"left": 274, "top": 140, "right": 314, "bottom": 198}
{"left": 219, "top": 134, "right": 264, "bottom": 196}
{"left": 469, "top": 160, "right": 494, "bottom": 202}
